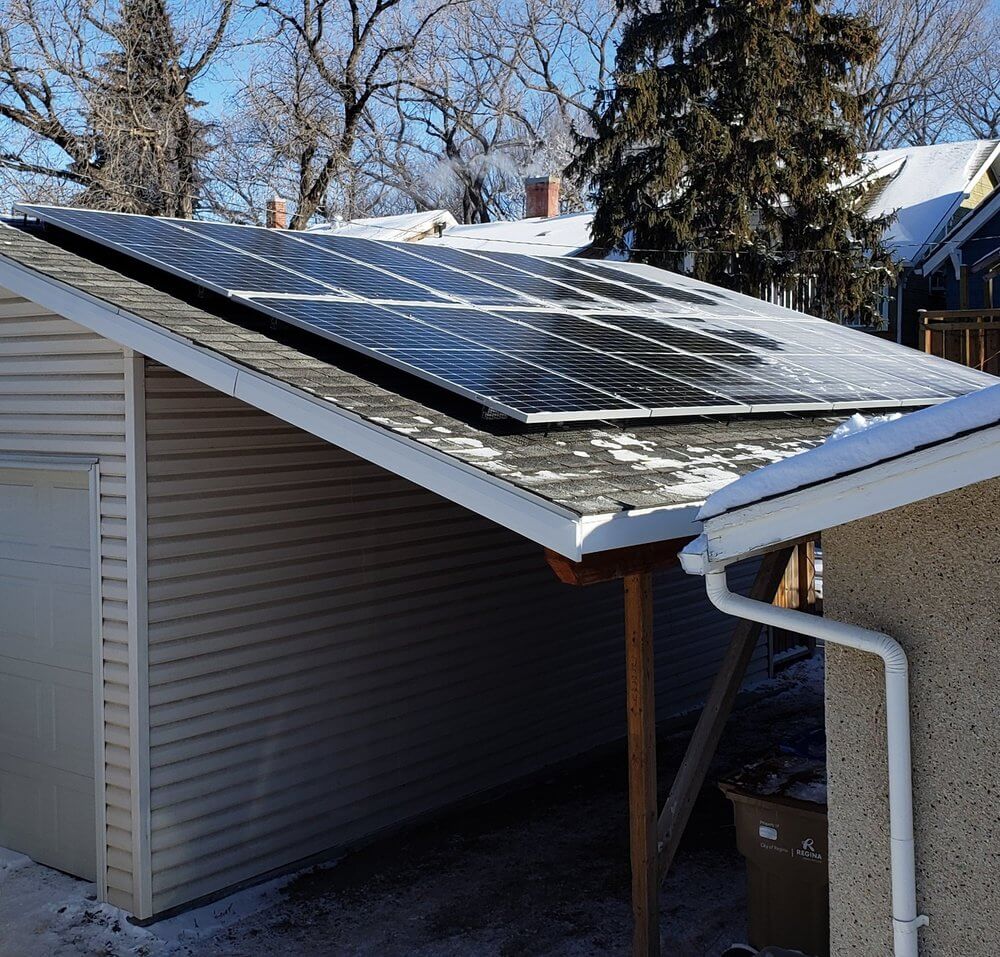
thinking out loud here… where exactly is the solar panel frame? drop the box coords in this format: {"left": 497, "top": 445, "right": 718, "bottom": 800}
{"left": 241, "top": 295, "right": 650, "bottom": 421}
{"left": 14, "top": 203, "right": 995, "bottom": 425}
{"left": 16, "top": 204, "right": 361, "bottom": 301}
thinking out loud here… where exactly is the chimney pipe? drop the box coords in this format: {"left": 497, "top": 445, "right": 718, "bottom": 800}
{"left": 266, "top": 196, "right": 288, "bottom": 229}
{"left": 524, "top": 175, "right": 561, "bottom": 219}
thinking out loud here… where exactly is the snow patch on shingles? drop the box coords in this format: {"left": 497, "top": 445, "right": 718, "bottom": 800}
{"left": 527, "top": 469, "right": 591, "bottom": 482}
{"left": 590, "top": 433, "right": 659, "bottom": 453}
{"left": 440, "top": 436, "right": 502, "bottom": 459}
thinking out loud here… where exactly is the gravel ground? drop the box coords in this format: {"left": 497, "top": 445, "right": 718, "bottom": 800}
{"left": 0, "top": 654, "right": 824, "bottom": 957}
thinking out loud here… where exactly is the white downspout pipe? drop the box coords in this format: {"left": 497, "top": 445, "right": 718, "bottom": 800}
{"left": 696, "top": 560, "right": 928, "bottom": 956}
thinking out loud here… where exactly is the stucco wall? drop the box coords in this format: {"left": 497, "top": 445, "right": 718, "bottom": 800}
{"left": 823, "top": 476, "right": 1000, "bottom": 956}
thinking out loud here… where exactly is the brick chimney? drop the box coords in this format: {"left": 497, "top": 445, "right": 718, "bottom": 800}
{"left": 265, "top": 196, "right": 287, "bottom": 229}
{"left": 524, "top": 175, "right": 561, "bottom": 219}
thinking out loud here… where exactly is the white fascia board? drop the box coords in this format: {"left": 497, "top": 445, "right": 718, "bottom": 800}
{"left": 577, "top": 502, "right": 701, "bottom": 554}
{"left": 701, "top": 424, "right": 1000, "bottom": 564}
{"left": 0, "top": 254, "right": 704, "bottom": 559}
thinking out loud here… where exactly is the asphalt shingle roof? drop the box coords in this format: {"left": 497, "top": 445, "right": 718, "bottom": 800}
{"left": 0, "top": 224, "right": 841, "bottom": 518}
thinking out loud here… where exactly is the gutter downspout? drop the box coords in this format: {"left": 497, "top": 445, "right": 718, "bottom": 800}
{"left": 681, "top": 545, "right": 928, "bottom": 956}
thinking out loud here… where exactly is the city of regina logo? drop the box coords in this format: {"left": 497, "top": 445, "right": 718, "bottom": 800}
{"left": 795, "top": 837, "right": 823, "bottom": 861}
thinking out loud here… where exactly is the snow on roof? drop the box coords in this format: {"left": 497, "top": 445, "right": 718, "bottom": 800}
{"left": 861, "top": 139, "right": 1000, "bottom": 264}
{"left": 308, "top": 210, "right": 458, "bottom": 242}
{"left": 306, "top": 140, "right": 998, "bottom": 264}
{"left": 422, "top": 211, "right": 595, "bottom": 257}
{"left": 698, "top": 382, "right": 1000, "bottom": 520}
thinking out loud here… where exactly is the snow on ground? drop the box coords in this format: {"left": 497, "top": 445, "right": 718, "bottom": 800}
{"left": 699, "top": 382, "right": 1000, "bottom": 519}
{"left": 0, "top": 656, "right": 825, "bottom": 957}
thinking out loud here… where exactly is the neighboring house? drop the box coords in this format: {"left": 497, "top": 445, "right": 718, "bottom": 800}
{"left": 861, "top": 140, "right": 1000, "bottom": 344}
{"left": 317, "top": 207, "right": 595, "bottom": 258}
{"left": 0, "top": 208, "right": 990, "bottom": 927}
{"left": 314, "top": 177, "right": 595, "bottom": 258}
{"left": 683, "top": 386, "right": 1000, "bottom": 956}
{"left": 918, "top": 179, "right": 1000, "bottom": 312}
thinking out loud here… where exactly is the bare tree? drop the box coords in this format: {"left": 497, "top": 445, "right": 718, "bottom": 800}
{"left": 849, "top": 0, "right": 996, "bottom": 149}
{"left": 361, "top": 0, "right": 620, "bottom": 223}
{"left": 242, "top": 0, "right": 463, "bottom": 229}
{"left": 943, "top": 15, "right": 1000, "bottom": 138}
{"left": 0, "top": 0, "right": 237, "bottom": 214}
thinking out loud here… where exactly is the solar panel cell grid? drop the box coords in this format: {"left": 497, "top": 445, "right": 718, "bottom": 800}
{"left": 181, "top": 221, "right": 449, "bottom": 302}
{"left": 16, "top": 203, "right": 994, "bottom": 424}
{"left": 469, "top": 251, "right": 663, "bottom": 304}
{"left": 394, "top": 242, "right": 608, "bottom": 306}
{"left": 619, "top": 352, "right": 823, "bottom": 406}
{"left": 247, "top": 298, "right": 470, "bottom": 351}
{"left": 549, "top": 258, "right": 723, "bottom": 306}
{"left": 298, "top": 235, "right": 529, "bottom": 305}
{"left": 383, "top": 349, "right": 646, "bottom": 416}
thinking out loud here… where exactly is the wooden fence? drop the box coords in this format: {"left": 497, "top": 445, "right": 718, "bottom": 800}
{"left": 770, "top": 540, "right": 820, "bottom": 668}
{"left": 919, "top": 308, "right": 1000, "bottom": 375}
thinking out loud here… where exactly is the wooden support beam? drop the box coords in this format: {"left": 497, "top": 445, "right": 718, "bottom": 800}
{"left": 624, "top": 572, "right": 660, "bottom": 957}
{"left": 545, "top": 538, "right": 687, "bottom": 587}
{"left": 655, "top": 546, "right": 795, "bottom": 882}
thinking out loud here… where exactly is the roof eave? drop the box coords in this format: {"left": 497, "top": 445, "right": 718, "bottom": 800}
{"left": 699, "top": 423, "right": 1000, "bottom": 565}
{"left": 920, "top": 171, "right": 1000, "bottom": 274}
{"left": 0, "top": 251, "right": 704, "bottom": 560}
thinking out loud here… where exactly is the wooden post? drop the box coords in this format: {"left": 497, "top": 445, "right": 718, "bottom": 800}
{"left": 656, "top": 547, "right": 795, "bottom": 880}
{"left": 624, "top": 572, "right": 660, "bottom": 957}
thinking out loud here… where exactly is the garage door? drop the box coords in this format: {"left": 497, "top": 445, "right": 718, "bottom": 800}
{"left": 0, "top": 467, "right": 96, "bottom": 880}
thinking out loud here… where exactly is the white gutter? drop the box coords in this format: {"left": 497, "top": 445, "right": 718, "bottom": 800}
{"left": 680, "top": 539, "right": 928, "bottom": 957}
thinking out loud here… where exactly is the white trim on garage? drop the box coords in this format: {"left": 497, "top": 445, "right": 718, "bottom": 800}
{"left": 124, "top": 353, "right": 153, "bottom": 918}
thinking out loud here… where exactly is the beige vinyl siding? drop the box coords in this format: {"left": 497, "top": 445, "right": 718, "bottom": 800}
{"left": 0, "top": 292, "right": 132, "bottom": 908}
{"left": 143, "top": 361, "right": 764, "bottom": 914}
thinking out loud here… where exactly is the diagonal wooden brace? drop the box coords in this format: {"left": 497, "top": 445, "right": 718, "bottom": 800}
{"left": 656, "top": 546, "right": 795, "bottom": 882}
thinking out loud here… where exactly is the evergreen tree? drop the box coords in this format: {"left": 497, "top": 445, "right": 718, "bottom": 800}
{"left": 84, "top": 0, "right": 212, "bottom": 216}
{"left": 574, "top": 0, "right": 898, "bottom": 322}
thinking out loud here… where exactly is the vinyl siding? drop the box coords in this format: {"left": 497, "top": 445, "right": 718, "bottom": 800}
{"left": 143, "top": 361, "right": 765, "bottom": 914}
{"left": 0, "top": 292, "right": 133, "bottom": 909}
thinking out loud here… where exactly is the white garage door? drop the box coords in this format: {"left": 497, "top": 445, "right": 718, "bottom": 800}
{"left": 0, "top": 467, "right": 96, "bottom": 880}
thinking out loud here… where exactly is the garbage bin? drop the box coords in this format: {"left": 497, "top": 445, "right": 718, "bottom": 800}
{"left": 719, "top": 733, "right": 829, "bottom": 957}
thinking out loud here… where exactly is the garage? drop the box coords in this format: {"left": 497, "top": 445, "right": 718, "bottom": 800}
{"left": 0, "top": 465, "right": 96, "bottom": 880}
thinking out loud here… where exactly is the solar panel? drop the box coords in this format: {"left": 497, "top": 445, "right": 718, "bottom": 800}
{"left": 15, "top": 203, "right": 996, "bottom": 424}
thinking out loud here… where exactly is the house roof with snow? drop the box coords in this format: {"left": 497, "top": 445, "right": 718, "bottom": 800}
{"left": 0, "top": 221, "right": 843, "bottom": 558}
{"left": 422, "top": 212, "right": 596, "bottom": 257}
{"left": 687, "top": 383, "right": 1000, "bottom": 565}
{"left": 312, "top": 141, "right": 1000, "bottom": 266}
{"left": 861, "top": 139, "right": 1000, "bottom": 267}
{"left": 312, "top": 210, "right": 596, "bottom": 258}
{"left": 308, "top": 210, "right": 458, "bottom": 243}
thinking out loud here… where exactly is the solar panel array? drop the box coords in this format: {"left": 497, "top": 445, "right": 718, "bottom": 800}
{"left": 16, "top": 204, "right": 996, "bottom": 423}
